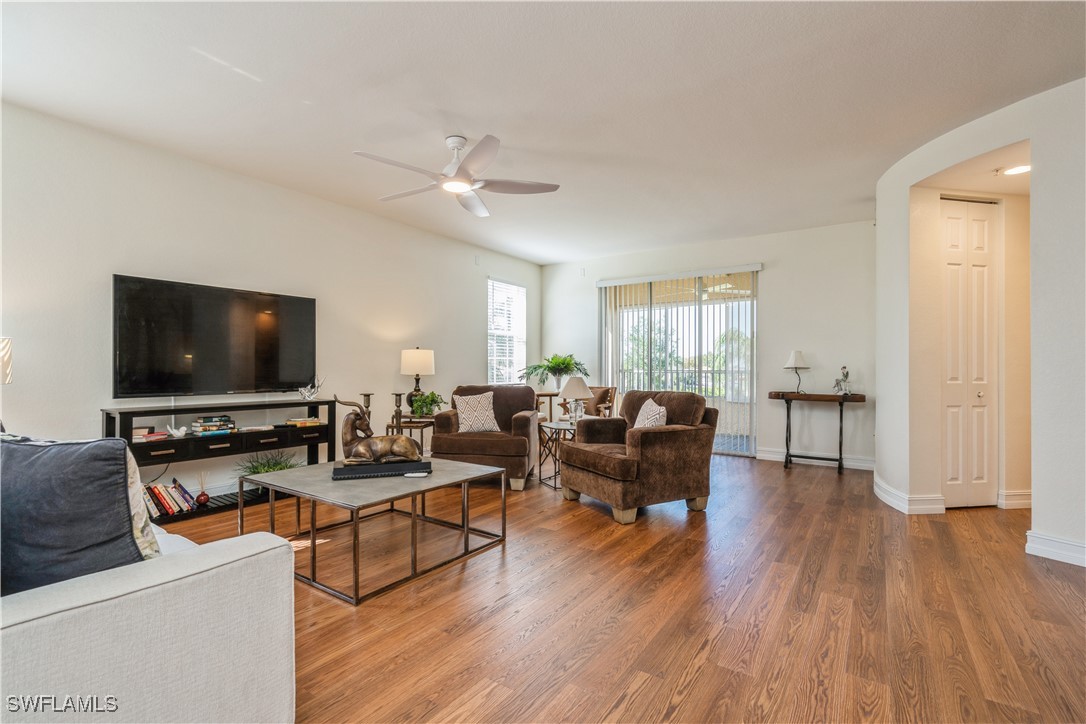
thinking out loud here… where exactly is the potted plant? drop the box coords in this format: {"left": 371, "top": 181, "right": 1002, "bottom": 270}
{"left": 410, "top": 391, "right": 446, "bottom": 417}
{"left": 235, "top": 451, "right": 302, "bottom": 493}
{"left": 519, "top": 353, "right": 590, "bottom": 392}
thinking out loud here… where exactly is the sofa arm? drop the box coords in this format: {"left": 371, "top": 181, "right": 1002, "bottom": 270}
{"left": 626, "top": 424, "right": 715, "bottom": 484}
{"left": 577, "top": 416, "right": 627, "bottom": 444}
{"left": 1, "top": 533, "right": 295, "bottom": 724}
{"left": 510, "top": 409, "right": 538, "bottom": 439}
{"left": 434, "top": 409, "right": 459, "bottom": 434}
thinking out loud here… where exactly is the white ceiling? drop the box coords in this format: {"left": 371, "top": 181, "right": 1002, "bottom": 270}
{"left": 3, "top": 2, "right": 1083, "bottom": 265}
{"left": 916, "top": 139, "right": 1031, "bottom": 195}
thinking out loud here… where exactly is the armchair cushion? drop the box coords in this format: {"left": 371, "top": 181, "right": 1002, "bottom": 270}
{"left": 452, "top": 392, "right": 501, "bottom": 432}
{"left": 621, "top": 390, "right": 706, "bottom": 427}
{"left": 575, "top": 416, "right": 627, "bottom": 445}
{"left": 559, "top": 443, "right": 637, "bottom": 481}
{"left": 430, "top": 431, "right": 529, "bottom": 457}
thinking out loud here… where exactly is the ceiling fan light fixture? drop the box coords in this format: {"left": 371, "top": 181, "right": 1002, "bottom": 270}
{"left": 1003, "top": 165, "right": 1031, "bottom": 175}
{"left": 441, "top": 178, "right": 473, "bottom": 194}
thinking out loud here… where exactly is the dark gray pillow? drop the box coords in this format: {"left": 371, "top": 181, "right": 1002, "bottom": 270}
{"left": 1, "top": 436, "right": 144, "bottom": 596}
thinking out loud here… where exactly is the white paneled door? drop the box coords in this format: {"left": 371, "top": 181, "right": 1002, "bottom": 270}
{"left": 941, "top": 199, "right": 1000, "bottom": 507}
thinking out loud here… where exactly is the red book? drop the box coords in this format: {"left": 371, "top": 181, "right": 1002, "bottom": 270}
{"left": 151, "top": 485, "right": 176, "bottom": 515}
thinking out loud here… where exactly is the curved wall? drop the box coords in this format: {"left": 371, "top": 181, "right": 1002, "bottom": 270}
{"left": 874, "top": 79, "right": 1085, "bottom": 563}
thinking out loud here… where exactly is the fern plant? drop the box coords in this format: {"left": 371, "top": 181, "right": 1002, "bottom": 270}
{"left": 235, "top": 450, "right": 301, "bottom": 477}
{"left": 519, "top": 354, "right": 590, "bottom": 387}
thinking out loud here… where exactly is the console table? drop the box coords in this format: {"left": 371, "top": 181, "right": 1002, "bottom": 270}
{"left": 102, "top": 399, "right": 337, "bottom": 467}
{"left": 767, "top": 392, "right": 866, "bottom": 473}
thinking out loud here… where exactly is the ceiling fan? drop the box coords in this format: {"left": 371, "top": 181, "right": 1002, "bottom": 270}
{"left": 353, "top": 135, "right": 559, "bottom": 218}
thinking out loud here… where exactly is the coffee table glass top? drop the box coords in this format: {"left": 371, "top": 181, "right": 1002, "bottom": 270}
{"left": 241, "top": 457, "right": 504, "bottom": 509}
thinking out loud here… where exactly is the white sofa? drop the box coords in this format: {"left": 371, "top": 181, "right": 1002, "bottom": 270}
{"left": 1, "top": 525, "right": 296, "bottom": 723}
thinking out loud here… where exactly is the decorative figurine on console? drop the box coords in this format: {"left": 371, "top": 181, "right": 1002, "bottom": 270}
{"left": 833, "top": 366, "right": 851, "bottom": 395}
{"left": 334, "top": 396, "right": 422, "bottom": 464}
{"left": 299, "top": 376, "right": 324, "bottom": 401}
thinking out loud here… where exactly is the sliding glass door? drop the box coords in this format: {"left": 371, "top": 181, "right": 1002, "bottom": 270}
{"left": 599, "top": 268, "right": 757, "bottom": 455}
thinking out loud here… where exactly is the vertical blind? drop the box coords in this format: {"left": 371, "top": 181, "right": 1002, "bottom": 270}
{"left": 599, "top": 268, "right": 758, "bottom": 455}
{"left": 487, "top": 279, "right": 527, "bottom": 384}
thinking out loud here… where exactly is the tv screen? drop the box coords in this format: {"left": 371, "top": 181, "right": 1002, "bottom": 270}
{"left": 113, "top": 275, "right": 316, "bottom": 398}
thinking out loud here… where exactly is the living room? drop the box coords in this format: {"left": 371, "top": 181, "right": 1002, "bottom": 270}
{"left": 2, "top": 2, "right": 1084, "bottom": 723}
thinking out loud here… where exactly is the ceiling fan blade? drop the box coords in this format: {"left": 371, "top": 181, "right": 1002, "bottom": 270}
{"left": 456, "top": 135, "right": 500, "bottom": 179}
{"left": 478, "top": 179, "right": 560, "bottom": 194}
{"left": 353, "top": 151, "right": 441, "bottom": 181}
{"left": 379, "top": 183, "right": 438, "bottom": 202}
{"left": 457, "top": 191, "right": 490, "bottom": 218}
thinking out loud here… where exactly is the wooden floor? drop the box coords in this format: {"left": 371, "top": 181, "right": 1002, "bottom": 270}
{"left": 165, "top": 456, "right": 1086, "bottom": 723}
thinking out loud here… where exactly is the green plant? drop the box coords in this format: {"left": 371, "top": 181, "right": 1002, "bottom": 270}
{"left": 411, "top": 391, "right": 446, "bottom": 416}
{"left": 235, "top": 450, "right": 302, "bottom": 477}
{"left": 519, "top": 353, "right": 590, "bottom": 386}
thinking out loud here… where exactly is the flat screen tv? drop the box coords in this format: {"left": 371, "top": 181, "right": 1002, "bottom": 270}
{"left": 113, "top": 275, "right": 316, "bottom": 398}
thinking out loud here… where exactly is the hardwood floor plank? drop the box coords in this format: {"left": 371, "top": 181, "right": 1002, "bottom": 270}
{"left": 163, "top": 457, "right": 1085, "bottom": 723}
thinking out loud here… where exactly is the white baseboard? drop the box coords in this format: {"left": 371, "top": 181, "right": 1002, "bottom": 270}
{"left": 998, "top": 488, "right": 1032, "bottom": 509}
{"left": 756, "top": 447, "right": 874, "bottom": 471}
{"left": 872, "top": 471, "right": 946, "bottom": 514}
{"left": 1025, "top": 531, "right": 1086, "bottom": 567}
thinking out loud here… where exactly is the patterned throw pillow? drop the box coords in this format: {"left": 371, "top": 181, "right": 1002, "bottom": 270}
{"left": 125, "top": 447, "right": 161, "bottom": 560}
{"left": 454, "top": 392, "right": 501, "bottom": 432}
{"left": 633, "top": 398, "right": 668, "bottom": 428}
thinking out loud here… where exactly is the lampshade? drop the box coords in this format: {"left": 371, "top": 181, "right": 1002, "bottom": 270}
{"left": 400, "top": 347, "right": 435, "bottom": 376}
{"left": 0, "top": 338, "right": 11, "bottom": 384}
{"left": 559, "top": 376, "right": 592, "bottom": 400}
{"left": 783, "top": 350, "right": 809, "bottom": 370}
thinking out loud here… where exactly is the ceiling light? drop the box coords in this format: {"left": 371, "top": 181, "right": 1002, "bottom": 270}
{"left": 1003, "top": 165, "right": 1031, "bottom": 175}
{"left": 441, "top": 179, "right": 472, "bottom": 194}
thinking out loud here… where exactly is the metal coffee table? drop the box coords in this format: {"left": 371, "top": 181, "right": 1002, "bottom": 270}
{"left": 238, "top": 458, "right": 505, "bottom": 605}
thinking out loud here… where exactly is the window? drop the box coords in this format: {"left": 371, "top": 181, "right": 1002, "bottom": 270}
{"left": 599, "top": 267, "right": 759, "bottom": 455}
{"left": 487, "top": 279, "right": 526, "bottom": 384}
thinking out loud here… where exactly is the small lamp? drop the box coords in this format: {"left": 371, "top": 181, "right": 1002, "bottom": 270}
{"left": 783, "top": 350, "right": 809, "bottom": 394}
{"left": 559, "top": 376, "right": 593, "bottom": 422}
{"left": 400, "top": 347, "right": 435, "bottom": 408}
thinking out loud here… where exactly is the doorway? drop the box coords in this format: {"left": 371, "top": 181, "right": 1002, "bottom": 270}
{"left": 912, "top": 139, "right": 1032, "bottom": 510}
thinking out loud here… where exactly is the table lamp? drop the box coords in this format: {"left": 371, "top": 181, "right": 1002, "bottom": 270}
{"left": 559, "top": 376, "right": 593, "bottom": 422}
{"left": 401, "top": 347, "right": 435, "bottom": 408}
{"left": 783, "top": 350, "right": 809, "bottom": 394}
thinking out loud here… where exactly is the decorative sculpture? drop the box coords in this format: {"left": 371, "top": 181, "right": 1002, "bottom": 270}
{"left": 833, "top": 366, "right": 851, "bottom": 395}
{"left": 334, "top": 396, "right": 422, "bottom": 464}
{"left": 299, "top": 376, "right": 325, "bottom": 401}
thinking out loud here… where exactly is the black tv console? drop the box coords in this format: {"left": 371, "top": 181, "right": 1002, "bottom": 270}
{"left": 102, "top": 399, "right": 337, "bottom": 467}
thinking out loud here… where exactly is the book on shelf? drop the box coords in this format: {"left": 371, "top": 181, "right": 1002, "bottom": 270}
{"left": 193, "top": 415, "right": 232, "bottom": 424}
{"left": 190, "top": 422, "right": 236, "bottom": 432}
{"left": 134, "top": 432, "right": 170, "bottom": 443}
{"left": 149, "top": 485, "right": 175, "bottom": 515}
{"left": 172, "top": 479, "right": 197, "bottom": 508}
{"left": 193, "top": 429, "right": 235, "bottom": 437}
{"left": 142, "top": 487, "right": 165, "bottom": 518}
{"left": 165, "top": 484, "right": 191, "bottom": 512}
{"left": 132, "top": 426, "right": 155, "bottom": 437}
{"left": 286, "top": 417, "right": 321, "bottom": 427}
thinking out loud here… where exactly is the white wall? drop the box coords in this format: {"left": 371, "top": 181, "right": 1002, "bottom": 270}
{"left": 875, "top": 79, "right": 1085, "bottom": 565}
{"left": 1, "top": 104, "right": 542, "bottom": 495}
{"left": 542, "top": 221, "right": 877, "bottom": 468}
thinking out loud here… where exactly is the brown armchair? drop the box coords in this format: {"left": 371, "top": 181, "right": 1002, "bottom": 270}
{"left": 558, "top": 386, "right": 616, "bottom": 418}
{"left": 557, "top": 390, "right": 718, "bottom": 523}
{"left": 430, "top": 384, "right": 539, "bottom": 491}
